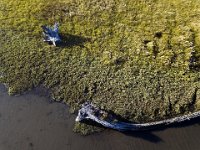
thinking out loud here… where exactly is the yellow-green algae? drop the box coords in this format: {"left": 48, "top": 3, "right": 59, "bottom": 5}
{"left": 0, "top": 0, "right": 199, "bottom": 134}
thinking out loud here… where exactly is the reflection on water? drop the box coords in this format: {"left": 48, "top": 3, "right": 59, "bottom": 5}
{"left": 0, "top": 84, "right": 200, "bottom": 150}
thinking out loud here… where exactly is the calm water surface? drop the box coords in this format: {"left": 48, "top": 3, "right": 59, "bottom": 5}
{"left": 0, "top": 84, "right": 200, "bottom": 150}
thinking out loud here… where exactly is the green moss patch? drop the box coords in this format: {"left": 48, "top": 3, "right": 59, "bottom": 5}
{"left": 0, "top": 0, "right": 199, "bottom": 134}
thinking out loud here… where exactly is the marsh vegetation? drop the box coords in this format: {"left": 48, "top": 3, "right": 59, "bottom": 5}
{"left": 0, "top": 0, "right": 199, "bottom": 134}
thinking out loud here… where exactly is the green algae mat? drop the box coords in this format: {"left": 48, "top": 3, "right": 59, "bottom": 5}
{"left": 0, "top": 0, "right": 199, "bottom": 134}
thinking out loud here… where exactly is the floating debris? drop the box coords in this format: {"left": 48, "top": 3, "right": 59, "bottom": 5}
{"left": 76, "top": 102, "right": 200, "bottom": 131}
{"left": 41, "top": 22, "right": 61, "bottom": 46}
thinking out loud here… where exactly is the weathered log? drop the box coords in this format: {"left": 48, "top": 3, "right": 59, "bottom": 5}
{"left": 76, "top": 102, "right": 200, "bottom": 131}
{"left": 41, "top": 22, "right": 61, "bottom": 46}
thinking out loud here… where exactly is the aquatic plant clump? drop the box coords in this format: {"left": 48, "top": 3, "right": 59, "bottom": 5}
{"left": 0, "top": 0, "right": 199, "bottom": 134}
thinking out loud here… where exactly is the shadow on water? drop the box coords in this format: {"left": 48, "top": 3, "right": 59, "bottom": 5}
{"left": 57, "top": 34, "right": 91, "bottom": 48}
{"left": 122, "top": 130, "right": 163, "bottom": 143}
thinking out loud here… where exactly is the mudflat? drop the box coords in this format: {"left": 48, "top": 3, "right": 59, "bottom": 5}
{"left": 0, "top": 84, "right": 200, "bottom": 150}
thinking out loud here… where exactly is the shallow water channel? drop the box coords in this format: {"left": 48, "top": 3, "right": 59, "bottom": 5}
{"left": 0, "top": 84, "right": 200, "bottom": 150}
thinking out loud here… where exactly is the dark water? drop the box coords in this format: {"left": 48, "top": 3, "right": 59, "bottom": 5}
{"left": 0, "top": 84, "right": 200, "bottom": 150}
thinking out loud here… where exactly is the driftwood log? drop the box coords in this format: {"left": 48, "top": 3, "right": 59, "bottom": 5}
{"left": 76, "top": 102, "right": 200, "bottom": 131}
{"left": 41, "top": 22, "right": 61, "bottom": 46}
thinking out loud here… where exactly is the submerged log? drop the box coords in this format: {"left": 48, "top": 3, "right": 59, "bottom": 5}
{"left": 76, "top": 102, "right": 200, "bottom": 131}
{"left": 41, "top": 22, "right": 61, "bottom": 46}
